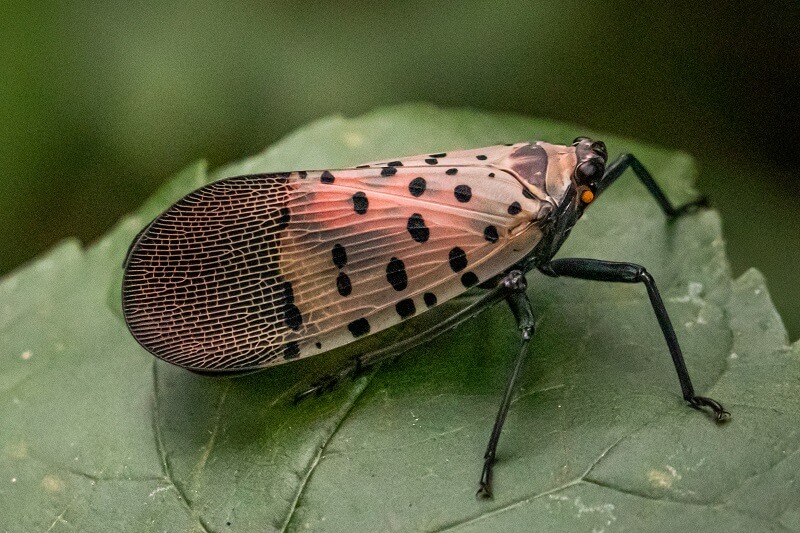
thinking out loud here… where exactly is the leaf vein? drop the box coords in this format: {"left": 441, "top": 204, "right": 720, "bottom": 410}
{"left": 279, "top": 370, "right": 376, "bottom": 532}
{"left": 152, "top": 362, "right": 212, "bottom": 533}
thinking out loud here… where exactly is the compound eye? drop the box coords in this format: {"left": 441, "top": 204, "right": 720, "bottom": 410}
{"left": 576, "top": 159, "right": 603, "bottom": 184}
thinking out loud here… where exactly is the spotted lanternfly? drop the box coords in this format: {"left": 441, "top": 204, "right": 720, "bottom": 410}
{"left": 122, "top": 137, "right": 730, "bottom": 498}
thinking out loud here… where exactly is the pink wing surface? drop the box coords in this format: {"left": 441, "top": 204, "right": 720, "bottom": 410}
{"left": 122, "top": 146, "right": 549, "bottom": 371}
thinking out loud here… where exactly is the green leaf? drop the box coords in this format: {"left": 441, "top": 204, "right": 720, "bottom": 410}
{"left": 2, "top": 104, "right": 798, "bottom": 532}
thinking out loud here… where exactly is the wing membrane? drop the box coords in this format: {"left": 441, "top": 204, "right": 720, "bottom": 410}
{"left": 123, "top": 163, "right": 547, "bottom": 371}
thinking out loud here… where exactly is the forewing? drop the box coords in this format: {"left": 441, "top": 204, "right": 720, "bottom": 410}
{"left": 122, "top": 158, "right": 546, "bottom": 371}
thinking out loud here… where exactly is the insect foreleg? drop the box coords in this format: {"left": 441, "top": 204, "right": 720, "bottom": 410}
{"left": 477, "top": 270, "right": 536, "bottom": 499}
{"left": 599, "top": 154, "right": 708, "bottom": 218}
{"left": 538, "top": 258, "right": 730, "bottom": 422}
{"left": 295, "top": 280, "right": 511, "bottom": 403}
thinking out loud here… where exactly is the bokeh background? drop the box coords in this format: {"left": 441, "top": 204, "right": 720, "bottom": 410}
{"left": 2, "top": 1, "right": 798, "bottom": 338}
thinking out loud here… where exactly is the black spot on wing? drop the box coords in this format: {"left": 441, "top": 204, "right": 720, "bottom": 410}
{"left": 484, "top": 225, "right": 499, "bottom": 243}
{"left": 336, "top": 272, "right": 352, "bottom": 296}
{"left": 348, "top": 318, "right": 371, "bottom": 338}
{"left": 284, "top": 305, "right": 303, "bottom": 331}
{"left": 448, "top": 247, "right": 467, "bottom": 273}
{"left": 461, "top": 272, "right": 479, "bottom": 288}
{"left": 423, "top": 292, "right": 437, "bottom": 308}
{"left": 352, "top": 192, "right": 368, "bottom": 215}
{"left": 409, "top": 177, "right": 426, "bottom": 197}
{"left": 332, "top": 244, "right": 347, "bottom": 268}
{"left": 321, "top": 171, "right": 335, "bottom": 184}
{"left": 386, "top": 257, "right": 408, "bottom": 291}
{"left": 454, "top": 185, "right": 472, "bottom": 203}
{"left": 395, "top": 298, "right": 416, "bottom": 319}
{"left": 407, "top": 213, "right": 430, "bottom": 243}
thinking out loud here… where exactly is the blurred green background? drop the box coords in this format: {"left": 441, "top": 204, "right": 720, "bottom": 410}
{"left": 1, "top": 1, "right": 797, "bottom": 338}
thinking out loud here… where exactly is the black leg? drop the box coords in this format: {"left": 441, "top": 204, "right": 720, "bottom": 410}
{"left": 599, "top": 154, "right": 708, "bottom": 219}
{"left": 539, "top": 258, "right": 730, "bottom": 422}
{"left": 477, "top": 271, "right": 536, "bottom": 499}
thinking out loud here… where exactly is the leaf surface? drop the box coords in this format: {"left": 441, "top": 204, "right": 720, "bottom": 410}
{"left": 1, "top": 104, "right": 797, "bottom": 532}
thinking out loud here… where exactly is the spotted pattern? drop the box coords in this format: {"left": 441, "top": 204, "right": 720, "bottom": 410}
{"left": 336, "top": 272, "right": 352, "bottom": 296}
{"left": 332, "top": 244, "right": 347, "bottom": 268}
{"left": 381, "top": 166, "right": 398, "bottom": 177}
{"left": 352, "top": 192, "right": 369, "bottom": 214}
{"left": 348, "top": 318, "right": 370, "bottom": 338}
{"left": 407, "top": 213, "right": 430, "bottom": 243}
{"left": 409, "top": 177, "right": 426, "bottom": 197}
{"left": 423, "top": 292, "right": 437, "bottom": 307}
{"left": 321, "top": 171, "right": 335, "bottom": 184}
{"left": 448, "top": 247, "right": 467, "bottom": 272}
{"left": 508, "top": 202, "right": 522, "bottom": 215}
{"left": 446, "top": 168, "right": 458, "bottom": 176}
{"left": 461, "top": 272, "right": 479, "bottom": 288}
{"left": 454, "top": 185, "right": 472, "bottom": 203}
{"left": 484, "top": 225, "right": 499, "bottom": 243}
{"left": 395, "top": 298, "right": 416, "bottom": 319}
{"left": 284, "top": 305, "right": 303, "bottom": 330}
{"left": 386, "top": 257, "right": 408, "bottom": 291}
{"left": 425, "top": 158, "right": 438, "bottom": 165}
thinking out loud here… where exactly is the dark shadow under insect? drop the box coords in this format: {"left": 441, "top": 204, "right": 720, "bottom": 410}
{"left": 296, "top": 142, "right": 730, "bottom": 499}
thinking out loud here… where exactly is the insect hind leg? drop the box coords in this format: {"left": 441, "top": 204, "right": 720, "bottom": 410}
{"left": 539, "top": 258, "right": 730, "bottom": 422}
{"left": 599, "top": 154, "right": 709, "bottom": 219}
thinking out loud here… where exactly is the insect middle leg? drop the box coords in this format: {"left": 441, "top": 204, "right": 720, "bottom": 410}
{"left": 477, "top": 271, "right": 536, "bottom": 499}
{"left": 538, "top": 258, "right": 730, "bottom": 421}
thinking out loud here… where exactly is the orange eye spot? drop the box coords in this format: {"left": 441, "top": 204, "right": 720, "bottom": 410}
{"left": 581, "top": 189, "right": 595, "bottom": 204}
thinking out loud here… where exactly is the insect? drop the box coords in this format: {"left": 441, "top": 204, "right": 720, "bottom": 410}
{"left": 122, "top": 137, "right": 730, "bottom": 498}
